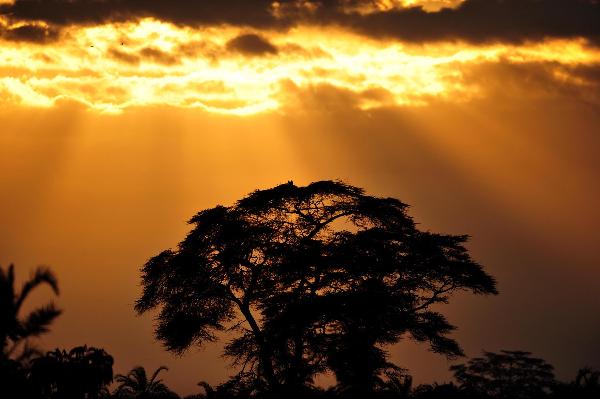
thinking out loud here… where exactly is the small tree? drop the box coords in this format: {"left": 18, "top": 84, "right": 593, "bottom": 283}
{"left": 451, "top": 350, "right": 556, "bottom": 399}
{"left": 136, "top": 181, "right": 497, "bottom": 395}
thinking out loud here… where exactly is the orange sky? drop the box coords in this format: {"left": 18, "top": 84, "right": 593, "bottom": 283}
{"left": 1, "top": 0, "right": 599, "bottom": 395}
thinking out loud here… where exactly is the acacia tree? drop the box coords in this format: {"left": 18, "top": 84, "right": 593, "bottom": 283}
{"left": 136, "top": 181, "right": 497, "bottom": 396}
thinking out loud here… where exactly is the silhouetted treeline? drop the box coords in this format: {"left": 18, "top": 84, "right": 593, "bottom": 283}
{"left": 1, "top": 181, "right": 598, "bottom": 399}
{"left": 2, "top": 345, "right": 599, "bottom": 399}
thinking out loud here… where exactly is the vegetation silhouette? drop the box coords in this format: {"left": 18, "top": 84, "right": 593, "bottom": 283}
{"left": 0, "top": 263, "right": 62, "bottom": 398}
{"left": 135, "top": 180, "right": 498, "bottom": 397}
{"left": 552, "top": 367, "right": 600, "bottom": 399}
{"left": 114, "top": 365, "right": 179, "bottom": 399}
{"left": 1, "top": 183, "right": 599, "bottom": 399}
{"left": 410, "top": 382, "right": 465, "bottom": 399}
{"left": 29, "top": 345, "right": 114, "bottom": 399}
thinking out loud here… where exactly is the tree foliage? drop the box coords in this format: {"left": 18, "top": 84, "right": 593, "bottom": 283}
{"left": 136, "top": 180, "right": 498, "bottom": 395}
{"left": 451, "top": 350, "right": 556, "bottom": 399}
{"left": 552, "top": 367, "right": 600, "bottom": 399}
{"left": 114, "top": 365, "right": 179, "bottom": 399}
{"left": 29, "top": 345, "right": 114, "bottom": 399}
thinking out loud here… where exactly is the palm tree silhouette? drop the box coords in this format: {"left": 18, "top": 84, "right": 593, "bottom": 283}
{"left": 0, "top": 264, "right": 61, "bottom": 360}
{"left": 115, "top": 365, "right": 179, "bottom": 398}
{"left": 182, "top": 382, "right": 216, "bottom": 399}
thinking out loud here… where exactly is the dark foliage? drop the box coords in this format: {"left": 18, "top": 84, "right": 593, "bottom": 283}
{"left": 411, "top": 383, "right": 467, "bottom": 399}
{"left": 552, "top": 367, "right": 600, "bottom": 399}
{"left": 29, "top": 345, "right": 114, "bottom": 399}
{"left": 451, "top": 350, "right": 555, "bottom": 399}
{"left": 114, "top": 365, "right": 179, "bottom": 399}
{"left": 0, "top": 357, "right": 36, "bottom": 398}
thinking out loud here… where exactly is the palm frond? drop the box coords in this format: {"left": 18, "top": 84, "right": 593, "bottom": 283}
{"left": 20, "top": 303, "right": 62, "bottom": 338}
{"left": 16, "top": 266, "right": 60, "bottom": 311}
{"left": 116, "top": 366, "right": 147, "bottom": 392}
{"left": 149, "top": 365, "right": 169, "bottom": 384}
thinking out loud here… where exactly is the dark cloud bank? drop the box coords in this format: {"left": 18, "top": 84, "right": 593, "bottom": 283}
{"left": 1, "top": 0, "right": 599, "bottom": 44}
{"left": 0, "top": 23, "right": 58, "bottom": 42}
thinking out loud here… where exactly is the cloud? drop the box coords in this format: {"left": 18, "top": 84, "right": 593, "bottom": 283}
{"left": 226, "top": 33, "right": 278, "bottom": 56}
{"left": 277, "top": 59, "right": 600, "bottom": 114}
{"left": 1, "top": 13, "right": 599, "bottom": 114}
{"left": 108, "top": 48, "right": 140, "bottom": 65}
{"left": 278, "top": 79, "right": 400, "bottom": 114}
{"left": 139, "top": 47, "right": 179, "bottom": 65}
{"left": 0, "top": 0, "right": 282, "bottom": 28}
{"left": 0, "top": 23, "right": 58, "bottom": 42}
{"left": 1, "top": 1, "right": 599, "bottom": 45}
{"left": 462, "top": 61, "right": 600, "bottom": 106}
{"left": 337, "top": 0, "right": 600, "bottom": 44}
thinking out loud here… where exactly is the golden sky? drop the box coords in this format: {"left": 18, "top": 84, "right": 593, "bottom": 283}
{"left": 1, "top": 19, "right": 599, "bottom": 114}
{"left": 1, "top": 0, "right": 599, "bottom": 395}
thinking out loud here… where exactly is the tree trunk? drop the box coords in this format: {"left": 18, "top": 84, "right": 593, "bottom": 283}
{"left": 239, "top": 305, "right": 280, "bottom": 392}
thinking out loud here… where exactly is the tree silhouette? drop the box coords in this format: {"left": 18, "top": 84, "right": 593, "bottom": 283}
{"left": 182, "top": 373, "right": 267, "bottom": 399}
{"left": 0, "top": 264, "right": 61, "bottom": 360}
{"left": 136, "top": 181, "right": 497, "bottom": 396}
{"left": 574, "top": 368, "right": 600, "bottom": 391}
{"left": 0, "top": 355, "right": 34, "bottom": 399}
{"left": 451, "top": 350, "right": 556, "bottom": 399}
{"left": 29, "top": 345, "right": 114, "bottom": 399}
{"left": 114, "top": 366, "right": 179, "bottom": 399}
{"left": 182, "top": 381, "right": 216, "bottom": 399}
{"left": 553, "top": 367, "right": 600, "bottom": 399}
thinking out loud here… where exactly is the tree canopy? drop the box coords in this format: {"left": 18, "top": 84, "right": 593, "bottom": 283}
{"left": 451, "top": 350, "right": 556, "bottom": 399}
{"left": 29, "top": 345, "right": 114, "bottom": 399}
{"left": 114, "top": 365, "right": 179, "bottom": 399}
{"left": 135, "top": 180, "right": 498, "bottom": 396}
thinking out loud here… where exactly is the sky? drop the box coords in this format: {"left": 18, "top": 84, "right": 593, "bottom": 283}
{"left": 0, "top": 0, "right": 599, "bottom": 395}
